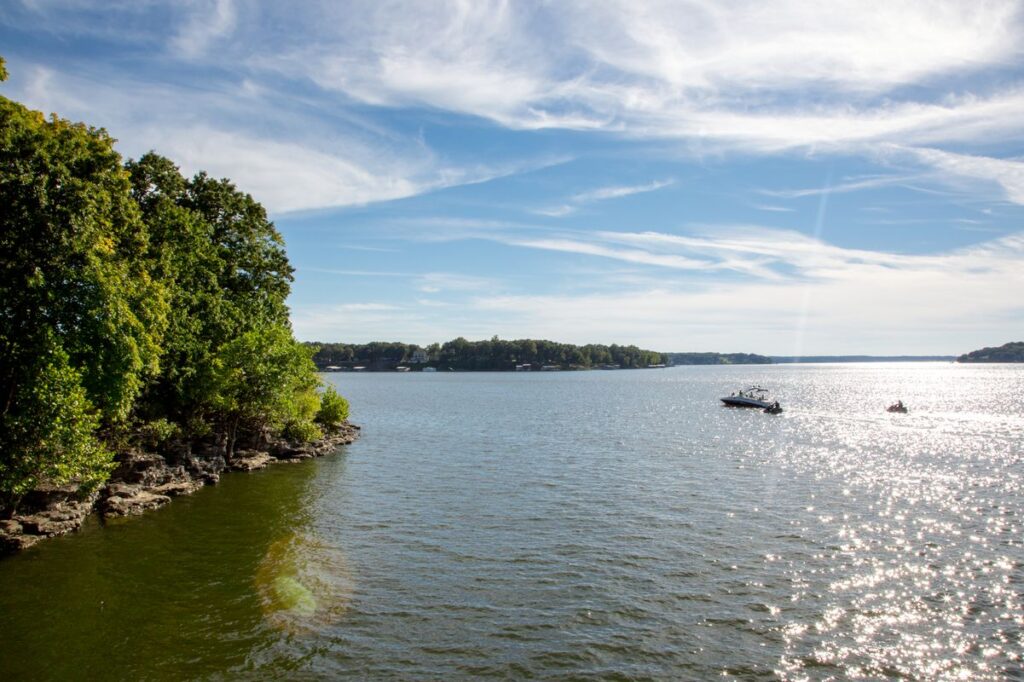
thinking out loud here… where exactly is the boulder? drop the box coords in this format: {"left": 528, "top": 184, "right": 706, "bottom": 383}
{"left": 15, "top": 493, "right": 96, "bottom": 537}
{"left": 151, "top": 480, "right": 202, "bottom": 497}
{"left": 229, "top": 450, "right": 274, "bottom": 472}
{"left": 100, "top": 489, "right": 171, "bottom": 518}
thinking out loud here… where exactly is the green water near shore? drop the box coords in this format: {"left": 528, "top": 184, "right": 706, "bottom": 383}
{"left": 0, "top": 459, "right": 347, "bottom": 679}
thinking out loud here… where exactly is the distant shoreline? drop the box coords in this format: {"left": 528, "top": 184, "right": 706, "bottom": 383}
{"left": 770, "top": 355, "right": 956, "bottom": 363}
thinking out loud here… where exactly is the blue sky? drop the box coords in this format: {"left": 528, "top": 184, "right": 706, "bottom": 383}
{"left": 2, "top": 0, "right": 1023, "bottom": 354}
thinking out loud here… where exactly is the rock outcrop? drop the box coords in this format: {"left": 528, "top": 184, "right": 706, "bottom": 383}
{"left": 0, "top": 422, "right": 360, "bottom": 554}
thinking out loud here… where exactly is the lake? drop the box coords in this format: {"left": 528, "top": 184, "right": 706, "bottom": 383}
{"left": 1, "top": 363, "right": 1022, "bottom": 679}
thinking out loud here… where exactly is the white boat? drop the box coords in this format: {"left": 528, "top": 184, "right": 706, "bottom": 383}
{"left": 720, "top": 386, "right": 774, "bottom": 408}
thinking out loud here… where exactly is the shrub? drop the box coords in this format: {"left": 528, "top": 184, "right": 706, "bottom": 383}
{"left": 282, "top": 419, "right": 322, "bottom": 443}
{"left": 315, "top": 386, "right": 349, "bottom": 429}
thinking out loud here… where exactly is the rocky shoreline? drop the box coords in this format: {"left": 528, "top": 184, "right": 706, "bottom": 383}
{"left": 0, "top": 422, "right": 360, "bottom": 554}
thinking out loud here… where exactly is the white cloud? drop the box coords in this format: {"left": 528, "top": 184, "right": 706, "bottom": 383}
{"left": 558, "top": 0, "right": 1021, "bottom": 94}
{"left": 892, "top": 146, "right": 1024, "bottom": 205}
{"left": 223, "top": 0, "right": 1024, "bottom": 207}
{"left": 172, "top": 0, "right": 236, "bottom": 59}
{"left": 535, "top": 179, "right": 674, "bottom": 216}
{"left": 413, "top": 273, "right": 499, "bottom": 293}
{"left": 508, "top": 237, "right": 714, "bottom": 272}
{"left": 467, "top": 229, "right": 1024, "bottom": 354}
{"left": 570, "top": 179, "right": 674, "bottom": 203}
{"left": 7, "top": 64, "right": 544, "bottom": 213}
{"left": 10, "top": 2, "right": 1024, "bottom": 212}
{"left": 291, "top": 226, "right": 1024, "bottom": 352}
{"left": 258, "top": 0, "right": 1024, "bottom": 152}
{"left": 496, "top": 225, "right": 943, "bottom": 281}
{"left": 761, "top": 174, "right": 919, "bottom": 199}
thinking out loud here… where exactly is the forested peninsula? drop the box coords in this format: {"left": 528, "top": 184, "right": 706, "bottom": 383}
{"left": 311, "top": 338, "right": 667, "bottom": 371}
{"left": 0, "top": 59, "right": 355, "bottom": 553}
{"left": 957, "top": 342, "right": 1024, "bottom": 363}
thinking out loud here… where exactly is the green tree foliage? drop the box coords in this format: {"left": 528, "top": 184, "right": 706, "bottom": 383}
{"left": 126, "top": 152, "right": 294, "bottom": 430}
{"left": 1, "top": 89, "right": 167, "bottom": 508}
{"left": 316, "top": 387, "right": 350, "bottom": 429}
{"left": 956, "top": 341, "right": 1024, "bottom": 363}
{"left": 210, "top": 327, "right": 322, "bottom": 452}
{"left": 664, "top": 352, "right": 772, "bottom": 365}
{"left": 0, "top": 63, "right": 346, "bottom": 513}
{"left": 0, "top": 95, "right": 167, "bottom": 423}
{"left": 0, "top": 339, "right": 112, "bottom": 511}
{"left": 309, "top": 338, "right": 667, "bottom": 371}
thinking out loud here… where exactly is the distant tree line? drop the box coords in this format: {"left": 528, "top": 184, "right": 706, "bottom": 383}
{"left": 957, "top": 342, "right": 1024, "bottom": 363}
{"left": 309, "top": 337, "right": 667, "bottom": 371}
{"left": 664, "top": 352, "right": 772, "bottom": 365}
{"left": 0, "top": 59, "right": 346, "bottom": 514}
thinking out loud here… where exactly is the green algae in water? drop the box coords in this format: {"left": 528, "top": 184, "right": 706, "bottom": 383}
{"left": 255, "top": 532, "right": 354, "bottom": 631}
{"left": 270, "top": 574, "right": 317, "bottom": 617}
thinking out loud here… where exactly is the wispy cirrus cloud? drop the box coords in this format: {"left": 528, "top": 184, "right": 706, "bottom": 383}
{"left": 414, "top": 272, "right": 499, "bottom": 293}
{"left": 534, "top": 178, "right": 674, "bottom": 216}
{"left": 265, "top": 1, "right": 1024, "bottom": 136}
{"left": 237, "top": 1, "right": 1024, "bottom": 204}
{"left": 5, "top": 64, "right": 552, "bottom": 213}
{"left": 7, "top": 1, "right": 1024, "bottom": 211}
{"left": 171, "top": 0, "right": 237, "bottom": 59}
{"left": 295, "top": 226, "right": 1024, "bottom": 352}
{"left": 889, "top": 146, "right": 1024, "bottom": 205}
{"left": 760, "top": 174, "right": 920, "bottom": 199}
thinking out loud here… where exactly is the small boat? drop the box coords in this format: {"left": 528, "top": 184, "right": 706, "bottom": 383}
{"left": 721, "top": 386, "right": 775, "bottom": 409}
{"left": 887, "top": 401, "right": 908, "bottom": 413}
{"left": 763, "top": 402, "right": 783, "bottom": 415}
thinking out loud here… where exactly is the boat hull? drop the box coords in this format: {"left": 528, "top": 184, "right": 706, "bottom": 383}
{"left": 720, "top": 396, "right": 772, "bottom": 408}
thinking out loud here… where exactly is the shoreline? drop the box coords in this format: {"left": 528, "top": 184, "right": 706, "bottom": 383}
{"left": 0, "top": 422, "right": 360, "bottom": 555}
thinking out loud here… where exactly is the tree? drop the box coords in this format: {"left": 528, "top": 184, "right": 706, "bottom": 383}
{"left": 127, "top": 153, "right": 298, "bottom": 433}
{"left": 0, "top": 339, "right": 112, "bottom": 511}
{"left": 1, "top": 68, "right": 344, "bottom": 513}
{"left": 316, "top": 387, "right": 349, "bottom": 430}
{"left": 209, "top": 326, "right": 322, "bottom": 455}
{"left": 1, "top": 90, "right": 169, "bottom": 511}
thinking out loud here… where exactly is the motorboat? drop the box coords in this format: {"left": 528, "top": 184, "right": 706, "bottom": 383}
{"left": 721, "top": 386, "right": 775, "bottom": 409}
{"left": 887, "top": 401, "right": 908, "bottom": 413}
{"left": 763, "top": 403, "right": 783, "bottom": 415}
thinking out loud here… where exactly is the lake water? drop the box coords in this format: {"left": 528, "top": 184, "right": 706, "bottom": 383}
{"left": 1, "top": 363, "right": 1022, "bottom": 679}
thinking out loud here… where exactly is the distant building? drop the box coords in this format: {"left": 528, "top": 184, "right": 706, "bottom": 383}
{"left": 410, "top": 348, "right": 429, "bottom": 364}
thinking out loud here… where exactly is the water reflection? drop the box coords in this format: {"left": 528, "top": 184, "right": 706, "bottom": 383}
{"left": 0, "top": 456, "right": 338, "bottom": 680}
{"left": 255, "top": 532, "right": 354, "bottom": 631}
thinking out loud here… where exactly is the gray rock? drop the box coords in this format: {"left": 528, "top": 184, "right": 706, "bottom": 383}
{"left": 229, "top": 451, "right": 273, "bottom": 471}
{"left": 151, "top": 480, "right": 201, "bottom": 497}
{"left": 100, "top": 490, "right": 171, "bottom": 518}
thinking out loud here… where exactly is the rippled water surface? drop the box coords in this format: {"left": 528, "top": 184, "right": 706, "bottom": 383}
{"left": 1, "top": 363, "right": 1023, "bottom": 680}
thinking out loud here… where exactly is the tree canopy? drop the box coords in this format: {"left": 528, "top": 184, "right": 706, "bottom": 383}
{"left": 0, "top": 62, "right": 344, "bottom": 513}
{"left": 957, "top": 342, "right": 1024, "bottom": 363}
{"left": 310, "top": 337, "right": 667, "bottom": 371}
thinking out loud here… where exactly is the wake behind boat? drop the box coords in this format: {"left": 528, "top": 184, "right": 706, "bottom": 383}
{"left": 721, "top": 386, "right": 775, "bottom": 409}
